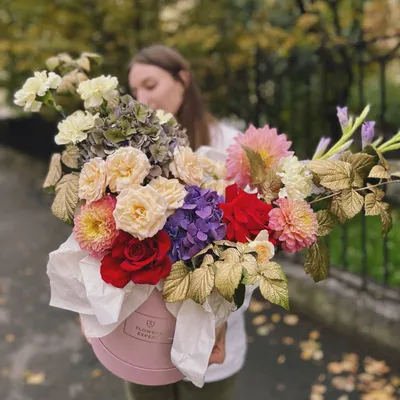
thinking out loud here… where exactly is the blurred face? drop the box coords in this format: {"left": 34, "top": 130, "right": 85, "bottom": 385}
{"left": 129, "top": 63, "right": 185, "bottom": 116}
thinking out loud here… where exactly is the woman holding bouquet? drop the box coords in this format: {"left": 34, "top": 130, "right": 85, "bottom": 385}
{"left": 126, "top": 44, "right": 249, "bottom": 400}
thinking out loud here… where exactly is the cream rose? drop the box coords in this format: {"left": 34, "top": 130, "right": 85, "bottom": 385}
{"left": 248, "top": 230, "right": 275, "bottom": 264}
{"left": 78, "top": 158, "right": 107, "bottom": 204}
{"left": 55, "top": 110, "right": 97, "bottom": 145}
{"left": 106, "top": 147, "right": 151, "bottom": 193}
{"left": 202, "top": 179, "right": 229, "bottom": 196}
{"left": 113, "top": 185, "right": 168, "bottom": 240}
{"left": 77, "top": 75, "right": 119, "bottom": 108}
{"left": 14, "top": 71, "right": 62, "bottom": 112}
{"left": 170, "top": 146, "right": 203, "bottom": 185}
{"left": 199, "top": 156, "right": 226, "bottom": 179}
{"left": 149, "top": 176, "right": 187, "bottom": 216}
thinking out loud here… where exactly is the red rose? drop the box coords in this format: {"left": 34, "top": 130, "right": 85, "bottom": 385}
{"left": 218, "top": 184, "right": 275, "bottom": 243}
{"left": 101, "top": 230, "right": 172, "bottom": 288}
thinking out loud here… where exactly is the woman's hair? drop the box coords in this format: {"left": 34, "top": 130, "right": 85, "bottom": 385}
{"left": 129, "top": 44, "right": 213, "bottom": 149}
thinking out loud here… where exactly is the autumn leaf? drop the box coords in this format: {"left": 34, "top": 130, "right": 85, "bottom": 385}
{"left": 316, "top": 210, "right": 337, "bottom": 236}
{"left": 369, "top": 165, "right": 391, "bottom": 180}
{"left": 329, "top": 195, "right": 348, "bottom": 223}
{"left": 51, "top": 173, "right": 79, "bottom": 224}
{"left": 341, "top": 188, "right": 364, "bottom": 219}
{"left": 43, "top": 153, "right": 62, "bottom": 192}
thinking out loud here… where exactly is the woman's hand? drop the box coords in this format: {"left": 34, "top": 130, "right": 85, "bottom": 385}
{"left": 208, "top": 322, "right": 227, "bottom": 365}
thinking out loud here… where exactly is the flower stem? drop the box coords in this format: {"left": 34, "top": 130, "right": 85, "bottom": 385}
{"left": 309, "top": 179, "right": 400, "bottom": 204}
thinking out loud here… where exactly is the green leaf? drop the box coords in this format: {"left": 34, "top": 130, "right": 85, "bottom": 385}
{"left": 304, "top": 241, "right": 329, "bottom": 283}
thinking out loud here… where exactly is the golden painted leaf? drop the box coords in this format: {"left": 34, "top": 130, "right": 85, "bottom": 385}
{"left": 187, "top": 258, "right": 215, "bottom": 304}
{"left": 329, "top": 195, "right": 347, "bottom": 223}
{"left": 43, "top": 153, "right": 62, "bottom": 192}
{"left": 260, "top": 168, "right": 282, "bottom": 203}
{"left": 163, "top": 261, "right": 191, "bottom": 303}
{"left": 364, "top": 193, "right": 389, "bottom": 216}
{"left": 367, "top": 184, "right": 385, "bottom": 201}
{"left": 242, "top": 145, "right": 266, "bottom": 186}
{"left": 215, "top": 258, "right": 242, "bottom": 302}
{"left": 381, "top": 209, "right": 392, "bottom": 235}
{"left": 369, "top": 165, "right": 390, "bottom": 180}
{"left": 191, "top": 244, "right": 213, "bottom": 268}
{"left": 341, "top": 189, "right": 364, "bottom": 219}
{"left": 258, "top": 262, "right": 287, "bottom": 282}
{"left": 346, "top": 153, "right": 376, "bottom": 187}
{"left": 363, "top": 145, "right": 389, "bottom": 170}
{"left": 61, "top": 145, "right": 80, "bottom": 169}
{"left": 51, "top": 173, "right": 79, "bottom": 224}
{"left": 316, "top": 210, "right": 337, "bottom": 236}
{"left": 25, "top": 372, "right": 46, "bottom": 385}
{"left": 308, "top": 160, "right": 353, "bottom": 191}
{"left": 304, "top": 241, "right": 329, "bottom": 282}
{"left": 259, "top": 278, "right": 289, "bottom": 310}
{"left": 241, "top": 254, "right": 259, "bottom": 284}
{"left": 214, "top": 240, "right": 237, "bottom": 248}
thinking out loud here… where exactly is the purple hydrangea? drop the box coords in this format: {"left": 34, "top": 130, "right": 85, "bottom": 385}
{"left": 165, "top": 186, "right": 226, "bottom": 262}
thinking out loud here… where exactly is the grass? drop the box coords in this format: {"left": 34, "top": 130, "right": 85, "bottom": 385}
{"left": 328, "top": 208, "right": 400, "bottom": 287}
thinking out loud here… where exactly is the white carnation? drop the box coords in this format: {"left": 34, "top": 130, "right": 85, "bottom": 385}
{"left": 278, "top": 156, "right": 313, "bottom": 200}
{"left": 14, "top": 71, "right": 62, "bottom": 112}
{"left": 77, "top": 75, "right": 119, "bottom": 108}
{"left": 156, "top": 109, "right": 175, "bottom": 124}
{"left": 55, "top": 110, "right": 98, "bottom": 145}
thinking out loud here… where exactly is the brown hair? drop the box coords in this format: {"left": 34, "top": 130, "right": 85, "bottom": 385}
{"left": 129, "top": 45, "right": 213, "bottom": 150}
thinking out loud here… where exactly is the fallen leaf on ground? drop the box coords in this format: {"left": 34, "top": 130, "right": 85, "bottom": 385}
{"left": 276, "top": 383, "right": 286, "bottom": 392}
{"left": 283, "top": 314, "right": 299, "bottom": 325}
{"left": 309, "top": 330, "right": 320, "bottom": 340}
{"left": 310, "top": 394, "right": 324, "bottom": 400}
{"left": 390, "top": 376, "right": 400, "bottom": 387}
{"left": 252, "top": 315, "right": 267, "bottom": 326}
{"left": 256, "top": 324, "right": 274, "bottom": 336}
{"left": 277, "top": 355, "right": 286, "bottom": 365}
{"left": 91, "top": 369, "right": 102, "bottom": 378}
{"left": 364, "top": 357, "right": 390, "bottom": 376}
{"left": 5, "top": 334, "right": 15, "bottom": 344}
{"left": 328, "top": 353, "right": 358, "bottom": 374}
{"left": 337, "top": 395, "right": 349, "bottom": 400}
{"left": 299, "top": 340, "right": 322, "bottom": 361}
{"left": 25, "top": 372, "right": 46, "bottom": 385}
{"left": 331, "top": 376, "right": 355, "bottom": 392}
{"left": 317, "top": 374, "right": 326, "bottom": 382}
{"left": 361, "top": 391, "right": 396, "bottom": 400}
{"left": 313, "top": 350, "right": 324, "bottom": 361}
{"left": 271, "top": 313, "right": 281, "bottom": 323}
{"left": 248, "top": 300, "right": 265, "bottom": 313}
{"left": 281, "top": 336, "right": 294, "bottom": 345}
{"left": 311, "top": 384, "right": 327, "bottom": 394}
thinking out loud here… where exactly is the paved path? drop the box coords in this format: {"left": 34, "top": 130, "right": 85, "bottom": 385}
{"left": 1, "top": 147, "right": 399, "bottom": 400}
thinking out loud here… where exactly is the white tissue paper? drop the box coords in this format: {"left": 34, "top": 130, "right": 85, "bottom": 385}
{"left": 47, "top": 233, "right": 235, "bottom": 387}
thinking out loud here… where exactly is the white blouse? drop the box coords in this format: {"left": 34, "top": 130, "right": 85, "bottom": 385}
{"left": 197, "top": 122, "right": 251, "bottom": 383}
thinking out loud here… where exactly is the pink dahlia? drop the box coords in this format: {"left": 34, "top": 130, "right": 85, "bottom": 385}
{"left": 73, "top": 195, "right": 118, "bottom": 259}
{"left": 226, "top": 125, "right": 293, "bottom": 188}
{"left": 268, "top": 198, "right": 318, "bottom": 253}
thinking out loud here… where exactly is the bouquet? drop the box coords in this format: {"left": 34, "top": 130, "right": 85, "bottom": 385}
{"left": 14, "top": 52, "right": 400, "bottom": 387}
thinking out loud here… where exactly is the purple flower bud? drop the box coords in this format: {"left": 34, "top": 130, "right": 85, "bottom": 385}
{"left": 362, "top": 121, "right": 375, "bottom": 148}
{"left": 336, "top": 106, "right": 348, "bottom": 128}
{"left": 313, "top": 137, "right": 331, "bottom": 158}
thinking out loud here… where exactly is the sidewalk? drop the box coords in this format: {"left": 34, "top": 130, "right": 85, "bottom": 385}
{"left": 0, "top": 147, "right": 399, "bottom": 400}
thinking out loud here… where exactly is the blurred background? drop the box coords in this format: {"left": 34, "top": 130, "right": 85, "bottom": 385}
{"left": 1, "top": 1, "right": 400, "bottom": 399}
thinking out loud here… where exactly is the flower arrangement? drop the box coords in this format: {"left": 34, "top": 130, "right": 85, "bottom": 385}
{"left": 14, "top": 52, "right": 400, "bottom": 386}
